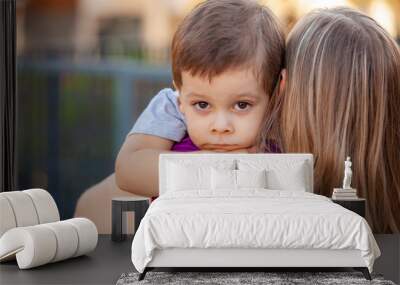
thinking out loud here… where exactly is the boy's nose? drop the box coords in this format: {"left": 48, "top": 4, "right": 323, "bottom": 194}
{"left": 210, "top": 113, "right": 234, "bottom": 134}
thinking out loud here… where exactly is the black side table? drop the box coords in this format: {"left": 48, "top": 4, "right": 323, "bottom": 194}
{"left": 112, "top": 197, "right": 149, "bottom": 242}
{"left": 331, "top": 198, "right": 366, "bottom": 218}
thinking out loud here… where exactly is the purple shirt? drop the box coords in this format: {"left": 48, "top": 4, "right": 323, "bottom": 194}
{"left": 171, "top": 133, "right": 199, "bottom": 152}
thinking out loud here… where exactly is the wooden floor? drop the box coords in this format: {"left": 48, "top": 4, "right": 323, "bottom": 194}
{"left": 373, "top": 234, "right": 400, "bottom": 284}
{"left": 0, "top": 234, "right": 398, "bottom": 284}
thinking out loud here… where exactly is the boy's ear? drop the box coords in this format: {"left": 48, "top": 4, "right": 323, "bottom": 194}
{"left": 177, "top": 96, "right": 184, "bottom": 115}
{"left": 279, "top": 69, "right": 287, "bottom": 96}
{"left": 172, "top": 80, "right": 178, "bottom": 91}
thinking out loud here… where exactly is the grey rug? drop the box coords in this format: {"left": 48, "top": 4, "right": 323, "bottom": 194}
{"left": 116, "top": 271, "right": 396, "bottom": 285}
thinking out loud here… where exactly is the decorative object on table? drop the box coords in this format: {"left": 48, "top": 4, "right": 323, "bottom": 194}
{"left": 0, "top": 189, "right": 98, "bottom": 269}
{"left": 332, "top": 157, "right": 358, "bottom": 200}
{"left": 343, "top": 156, "right": 353, "bottom": 189}
{"left": 112, "top": 197, "right": 149, "bottom": 242}
{"left": 116, "top": 271, "right": 395, "bottom": 285}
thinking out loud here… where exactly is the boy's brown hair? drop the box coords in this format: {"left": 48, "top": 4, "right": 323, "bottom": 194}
{"left": 171, "top": 0, "right": 285, "bottom": 97}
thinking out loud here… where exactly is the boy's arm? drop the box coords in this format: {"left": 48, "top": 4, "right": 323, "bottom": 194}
{"left": 115, "top": 134, "right": 213, "bottom": 197}
{"left": 115, "top": 89, "right": 188, "bottom": 197}
{"left": 115, "top": 134, "right": 175, "bottom": 197}
{"left": 115, "top": 133, "right": 255, "bottom": 197}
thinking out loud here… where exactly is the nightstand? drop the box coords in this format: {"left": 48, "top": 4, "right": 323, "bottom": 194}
{"left": 331, "top": 198, "right": 366, "bottom": 218}
{"left": 112, "top": 197, "right": 150, "bottom": 242}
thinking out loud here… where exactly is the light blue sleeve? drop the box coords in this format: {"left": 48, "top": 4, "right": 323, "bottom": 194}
{"left": 127, "top": 88, "right": 187, "bottom": 142}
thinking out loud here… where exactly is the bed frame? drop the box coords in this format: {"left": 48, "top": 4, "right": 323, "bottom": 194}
{"left": 139, "top": 248, "right": 371, "bottom": 280}
{"left": 138, "top": 154, "right": 372, "bottom": 281}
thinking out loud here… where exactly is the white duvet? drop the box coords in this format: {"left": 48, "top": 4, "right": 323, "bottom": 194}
{"left": 131, "top": 189, "right": 380, "bottom": 273}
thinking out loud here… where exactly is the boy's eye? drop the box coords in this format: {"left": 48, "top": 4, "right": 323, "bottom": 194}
{"left": 235, "top": 102, "right": 251, "bottom": 111}
{"left": 194, "top": 101, "right": 209, "bottom": 110}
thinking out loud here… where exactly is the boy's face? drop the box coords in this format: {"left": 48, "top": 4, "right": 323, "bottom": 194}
{"left": 178, "top": 68, "right": 268, "bottom": 152}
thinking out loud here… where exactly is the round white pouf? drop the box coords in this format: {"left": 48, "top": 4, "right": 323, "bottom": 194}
{"left": 65, "top": 218, "right": 98, "bottom": 257}
{"left": 23, "top": 188, "right": 60, "bottom": 224}
{"left": 0, "top": 191, "right": 39, "bottom": 227}
{"left": 0, "top": 218, "right": 98, "bottom": 269}
{"left": 42, "top": 220, "right": 79, "bottom": 262}
{"left": 0, "top": 225, "right": 57, "bottom": 269}
{"left": 0, "top": 196, "right": 17, "bottom": 237}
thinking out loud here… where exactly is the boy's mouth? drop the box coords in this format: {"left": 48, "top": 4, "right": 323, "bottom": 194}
{"left": 204, "top": 144, "right": 238, "bottom": 150}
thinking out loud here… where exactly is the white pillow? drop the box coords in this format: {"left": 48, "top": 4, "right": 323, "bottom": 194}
{"left": 265, "top": 162, "right": 308, "bottom": 191}
{"left": 211, "top": 168, "right": 267, "bottom": 190}
{"left": 166, "top": 159, "right": 236, "bottom": 192}
{"left": 211, "top": 168, "right": 236, "bottom": 190}
{"left": 236, "top": 169, "right": 267, "bottom": 188}
{"left": 238, "top": 159, "right": 309, "bottom": 191}
{"left": 167, "top": 162, "right": 211, "bottom": 191}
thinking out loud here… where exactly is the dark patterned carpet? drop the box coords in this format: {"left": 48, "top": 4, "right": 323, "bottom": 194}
{"left": 117, "top": 271, "right": 396, "bottom": 285}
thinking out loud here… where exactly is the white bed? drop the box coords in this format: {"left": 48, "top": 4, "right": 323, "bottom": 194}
{"left": 131, "top": 153, "right": 380, "bottom": 280}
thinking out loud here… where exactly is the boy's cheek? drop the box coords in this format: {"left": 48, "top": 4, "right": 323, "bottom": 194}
{"left": 238, "top": 130, "right": 257, "bottom": 145}
{"left": 187, "top": 121, "right": 205, "bottom": 136}
{"left": 236, "top": 119, "right": 261, "bottom": 141}
{"left": 184, "top": 111, "right": 204, "bottom": 127}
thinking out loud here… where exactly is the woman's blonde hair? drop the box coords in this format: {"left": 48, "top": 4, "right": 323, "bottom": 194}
{"left": 259, "top": 7, "right": 400, "bottom": 233}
